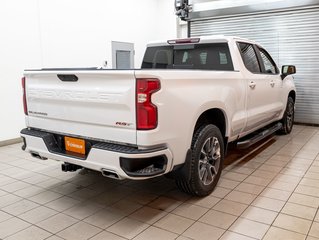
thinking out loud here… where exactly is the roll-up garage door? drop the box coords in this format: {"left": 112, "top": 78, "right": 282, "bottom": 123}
{"left": 190, "top": 7, "right": 319, "bottom": 125}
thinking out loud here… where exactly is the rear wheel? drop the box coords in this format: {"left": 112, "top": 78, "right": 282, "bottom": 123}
{"left": 279, "top": 96, "right": 295, "bottom": 134}
{"left": 175, "top": 124, "right": 224, "bottom": 196}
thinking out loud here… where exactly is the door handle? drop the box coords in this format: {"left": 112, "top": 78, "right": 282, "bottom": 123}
{"left": 249, "top": 81, "right": 256, "bottom": 89}
{"left": 270, "top": 80, "right": 275, "bottom": 87}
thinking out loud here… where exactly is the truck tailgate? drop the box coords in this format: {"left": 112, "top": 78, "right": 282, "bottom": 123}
{"left": 24, "top": 70, "right": 137, "bottom": 145}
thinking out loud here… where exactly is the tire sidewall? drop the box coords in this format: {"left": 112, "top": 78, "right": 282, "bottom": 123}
{"left": 283, "top": 97, "right": 295, "bottom": 134}
{"left": 191, "top": 125, "right": 224, "bottom": 196}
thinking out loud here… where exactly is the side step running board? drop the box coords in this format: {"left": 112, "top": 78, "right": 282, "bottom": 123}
{"left": 237, "top": 122, "right": 282, "bottom": 149}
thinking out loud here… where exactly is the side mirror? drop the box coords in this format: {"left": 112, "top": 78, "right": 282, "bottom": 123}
{"left": 281, "top": 65, "right": 296, "bottom": 79}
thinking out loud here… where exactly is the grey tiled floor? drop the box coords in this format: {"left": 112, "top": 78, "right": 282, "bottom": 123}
{"left": 0, "top": 125, "right": 319, "bottom": 239}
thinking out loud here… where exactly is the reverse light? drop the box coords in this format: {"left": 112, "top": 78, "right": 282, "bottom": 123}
{"left": 136, "top": 78, "right": 161, "bottom": 130}
{"left": 22, "top": 77, "right": 28, "bottom": 115}
{"left": 167, "top": 38, "right": 200, "bottom": 44}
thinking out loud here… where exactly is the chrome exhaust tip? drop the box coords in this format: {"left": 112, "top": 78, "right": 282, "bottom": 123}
{"left": 30, "top": 152, "right": 47, "bottom": 160}
{"left": 101, "top": 169, "right": 122, "bottom": 180}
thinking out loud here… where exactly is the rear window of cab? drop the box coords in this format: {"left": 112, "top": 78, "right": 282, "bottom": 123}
{"left": 142, "top": 43, "right": 234, "bottom": 71}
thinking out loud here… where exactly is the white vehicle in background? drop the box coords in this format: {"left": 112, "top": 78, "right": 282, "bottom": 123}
{"left": 21, "top": 36, "right": 296, "bottom": 196}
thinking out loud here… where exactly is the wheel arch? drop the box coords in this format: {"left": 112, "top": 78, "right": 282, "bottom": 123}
{"left": 288, "top": 90, "right": 296, "bottom": 102}
{"left": 169, "top": 107, "right": 228, "bottom": 186}
{"left": 193, "top": 108, "right": 228, "bottom": 144}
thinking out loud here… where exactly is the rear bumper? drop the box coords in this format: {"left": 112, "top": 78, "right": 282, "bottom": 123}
{"left": 20, "top": 128, "right": 173, "bottom": 180}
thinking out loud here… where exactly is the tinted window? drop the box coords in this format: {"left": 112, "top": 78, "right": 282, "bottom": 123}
{"left": 141, "top": 43, "right": 234, "bottom": 71}
{"left": 258, "top": 48, "right": 278, "bottom": 74}
{"left": 141, "top": 46, "right": 172, "bottom": 69}
{"left": 238, "top": 43, "right": 261, "bottom": 73}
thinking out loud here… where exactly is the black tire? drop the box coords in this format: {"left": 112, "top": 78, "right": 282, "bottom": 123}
{"left": 175, "top": 124, "right": 224, "bottom": 196}
{"left": 279, "top": 96, "right": 295, "bottom": 135}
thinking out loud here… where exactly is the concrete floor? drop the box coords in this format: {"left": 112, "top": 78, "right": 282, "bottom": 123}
{"left": 0, "top": 125, "right": 318, "bottom": 240}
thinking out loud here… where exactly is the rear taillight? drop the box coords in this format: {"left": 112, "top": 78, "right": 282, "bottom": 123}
{"left": 22, "top": 77, "right": 28, "bottom": 115}
{"left": 136, "top": 78, "right": 161, "bottom": 130}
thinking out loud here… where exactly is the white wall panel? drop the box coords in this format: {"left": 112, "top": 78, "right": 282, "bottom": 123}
{"left": 0, "top": 0, "right": 42, "bottom": 141}
{"left": 38, "top": 0, "right": 176, "bottom": 69}
{"left": 0, "top": 0, "right": 177, "bottom": 142}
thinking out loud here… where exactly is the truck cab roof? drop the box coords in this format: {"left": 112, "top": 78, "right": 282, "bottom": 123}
{"left": 147, "top": 35, "right": 258, "bottom": 47}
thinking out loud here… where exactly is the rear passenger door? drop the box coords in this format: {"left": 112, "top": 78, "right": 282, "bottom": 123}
{"left": 256, "top": 46, "right": 284, "bottom": 120}
{"left": 238, "top": 42, "right": 282, "bottom": 134}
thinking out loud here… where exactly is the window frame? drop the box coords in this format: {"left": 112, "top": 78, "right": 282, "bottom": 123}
{"left": 237, "top": 41, "right": 262, "bottom": 74}
{"left": 255, "top": 46, "right": 280, "bottom": 75}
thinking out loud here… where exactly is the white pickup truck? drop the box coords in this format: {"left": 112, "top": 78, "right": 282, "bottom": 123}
{"left": 21, "top": 36, "right": 296, "bottom": 196}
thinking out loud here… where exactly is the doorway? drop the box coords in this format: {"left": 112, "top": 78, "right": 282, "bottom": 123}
{"left": 112, "top": 41, "right": 134, "bottom": 69}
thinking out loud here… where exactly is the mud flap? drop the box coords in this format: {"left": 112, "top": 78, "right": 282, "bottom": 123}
{"left": 167, "top": 149, "right": 192, "bottom": 181}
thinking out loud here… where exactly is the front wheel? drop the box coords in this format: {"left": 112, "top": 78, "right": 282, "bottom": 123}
{"left": 279, "top": 96, "right": 295, "bottom": 134}
{"left": 175, "top": 124, "right": 224, "bottom": 196}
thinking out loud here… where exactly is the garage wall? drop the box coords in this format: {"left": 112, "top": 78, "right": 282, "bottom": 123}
{"left": 189, "top": 0, "right": 319, "bottom": 125}
{"left": 38, "top": 0, "right": 177, "bottom": 68}
{"left": 0, "top": 0, "right": 177, "bottom": 142}
{"left": 0, "top": 0, "right": 42, "bottom": 143}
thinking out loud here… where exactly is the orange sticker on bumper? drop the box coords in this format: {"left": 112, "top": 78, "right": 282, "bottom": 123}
{"left": 65, "top": 136, "right": 85, "bottom": 155}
